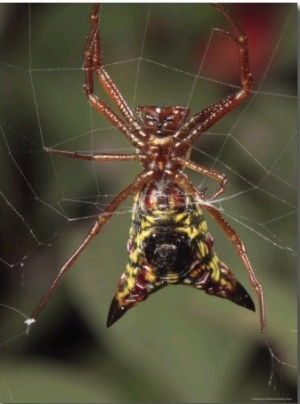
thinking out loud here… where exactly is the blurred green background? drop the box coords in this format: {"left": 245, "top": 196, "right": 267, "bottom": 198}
{"left": 0, "top": 4, "right": 297, "bottom": 403}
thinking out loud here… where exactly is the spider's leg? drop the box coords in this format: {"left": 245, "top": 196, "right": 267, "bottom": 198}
{"left": 87, "top": 5, "right": 134, "bottom": 123}
{"left": 173, "top": 157, "right": 228, "bottom": 201}
{"left": 202, "top": 200, "right": 265, "bottom": 333}
{"left": 83, "top": 6, "right": 130, "bottom": 137}
{"left": 84, "top": 4, "right": 147, "bottom": 146}
{"left": 44, "top": 147, "right": 145, "bottom": 164}
{"left": 27, "top": 169, "right": 154, "bottom": 324}
{"left": 175, "top": 4, "right": 252, "bottom": 146}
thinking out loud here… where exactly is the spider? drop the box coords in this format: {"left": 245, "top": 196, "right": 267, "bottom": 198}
{"left": 26, "top": 4, "right": 265, "bottom": 332}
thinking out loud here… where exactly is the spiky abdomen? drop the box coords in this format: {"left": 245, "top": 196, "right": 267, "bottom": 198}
{"left": 107, "top": 179, "right": 255, "bottom": 327}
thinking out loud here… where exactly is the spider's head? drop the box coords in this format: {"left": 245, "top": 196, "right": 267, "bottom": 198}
{"left": 136, "top": 106, "right": 190, "bottom": 137}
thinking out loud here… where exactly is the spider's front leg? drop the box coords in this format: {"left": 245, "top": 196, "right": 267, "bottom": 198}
{"left": 84, "top": 4, "right": 134, "bottom": 123}
{"left": 82, "top": 5, "right": 130, "bottom": 139}
{"left": 176, "top": 4, "right": 253, "bottom": 149}
{"left": 83, "top": 4, "right": 146, "bottom": 148}
{"left": 172, "top": 4, "right": 252, "bottom": 201}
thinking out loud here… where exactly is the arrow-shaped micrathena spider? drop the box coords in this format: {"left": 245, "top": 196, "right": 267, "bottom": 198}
{"left": 26, "top": 4, "right": 265, "bottom": 332}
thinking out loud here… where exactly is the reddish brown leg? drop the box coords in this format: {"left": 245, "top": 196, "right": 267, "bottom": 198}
{"left": 86, "top": 5, "right": 135, "bottom": 123}
{"left": 203, "top": 202, "right": 266, "bottom": 333}
{"left": 45, "top": 147, "right": 145, "bottom": 164}
{"left": 174, "top": 156, "right": 228, "bottom": 201}
{"left": 82, "top": 6, "right": 131, "bottom": 139}
{"left": 176, "top": 4, "right": 253, "bottom": 144}
{"left": 83, "top": 4, "right": 147, "bottom": 148}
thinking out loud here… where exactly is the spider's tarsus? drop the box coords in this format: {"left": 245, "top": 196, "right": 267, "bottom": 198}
{"left": 213, "top": 3, "right": 243, "bottom": 39}
{"left": 213, "top": 3, "right": 229, "bottom": 14}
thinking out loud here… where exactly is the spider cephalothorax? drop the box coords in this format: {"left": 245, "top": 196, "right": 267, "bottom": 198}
{"left": 27, "top": 4, "right": 265, "bottom": 333}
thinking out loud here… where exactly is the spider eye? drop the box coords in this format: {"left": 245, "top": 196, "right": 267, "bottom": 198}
{"left": 164, "top": 116, "right": 174, "bottom": 123}
{"left": 145, "top": 114, "right": 159, "bottom": 124}
{"left": 144, "top": 114, "right": 161, "bottom": 127}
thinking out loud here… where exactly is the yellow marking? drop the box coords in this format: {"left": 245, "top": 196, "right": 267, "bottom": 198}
{"left": 145, "top": 270, "right": 156, "bottom": 283}
{"left": 201, "top": 219, "right": 208, "bottom": 233}
{"left": 126, "top": 271, "right": 135, "bottom": 289}
{"left": 209, "top": 256, "right": 220, "bottom": 282}
{"left": 199, "top": 240, "right": 209, "bottom": 257}
{"left": 129, "top": 248, "right": 140, "bottom": 264}
{"left": 174, "top": 212, "right": 187, "bottom": 224}
{"left": 165, "top": 273, "right": 179, "bottom": 284}
{"left": 143, "top": 215, "right": 156, "bottom": 225}
{"left": 220, "top": 277, "right": 228, "bottom": 286}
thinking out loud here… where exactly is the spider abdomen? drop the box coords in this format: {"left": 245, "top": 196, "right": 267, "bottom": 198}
{"left": 107, "top": 180, "right": 255, "bottom": 327}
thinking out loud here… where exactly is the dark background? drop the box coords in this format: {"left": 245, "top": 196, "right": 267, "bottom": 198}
{"left": 0, "top": 4, "right": 297, "bottom": 403}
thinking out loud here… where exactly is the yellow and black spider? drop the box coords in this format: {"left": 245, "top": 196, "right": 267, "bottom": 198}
{"left": 26, "top": 4, "right": 265, "bottom": 332}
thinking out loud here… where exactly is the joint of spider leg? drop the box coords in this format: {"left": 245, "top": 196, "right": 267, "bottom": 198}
{"left": 213, "top": 28, "right": 238, "bottom": 45}
{"left": 232, "top": 236, "right": 247, "bottom": 255}
{"left": 131, "top": 120, "right": 146, "bottom": 134}
{"left": 236, "top": 31, "right": 247, "bottom": 45}
{"left": 90, "top": 14, "right": 98, "bottom": 23}
{"left": 90, "top": 5, "right": 99, "bottom": 22}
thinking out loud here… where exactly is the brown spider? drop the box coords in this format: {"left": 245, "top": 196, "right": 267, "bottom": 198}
{"left": 26, "top": 4, "right": 265, "bottom": 332}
